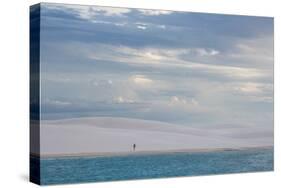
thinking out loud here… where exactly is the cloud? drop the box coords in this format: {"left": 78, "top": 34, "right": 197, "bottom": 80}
{"left": 168, "top": 96, "right": 200, "bottom": 113}
{"left": 104, "top": 79, "right": 113, "bottom": 85}
{"left": 135, "top": 22, "right": 150, "bottom": 30}
{"left": 232, "top": 82, "right": 273, "bottom": 103}
{"left": 157, "top": 25, "right": 166, "bottom": 29}
{"left": 194, "top": 48, "right": 220, "bottom": 56}
{"left": 44, "top": 3, "right": 131, "bottom": 21}
{"left": 44, "top": 98, "right": 72, "bottom": 106}
{"left": 90, "top": 20, "right": 128, "bottom": 27}
{"left": 114, "top": 96, "right": 135, "bottom": 104}
{"left": 92, "top": 79, "right": 113, "bottom": 87}
{"left": 91, "top": 6, "right": 131, "bottom": 17}
{"left": 235, "top": 83, "right": 263, "bottom": 93}
{"left": 87, "top": 43, "right": 268, "bottom": 81}
{"left": 221, "top": 36, "right": 273, "bottom": 69}
{"left": 169, "top": 96, "right": 199, "bottom": 106}
{"left": 130, "top": 75, "right": 153, "bottom": 86}
{"left": 137, "top": 25, "right": 147, "bottom": 30}
{"left": 138, "top": 9, "right": 173, "bottom": 16}
{"left": 87, "top": 43, "right": 221, "bottom": 63}
{"left": 40, "top": 3, "right": 273, "bottom": 131}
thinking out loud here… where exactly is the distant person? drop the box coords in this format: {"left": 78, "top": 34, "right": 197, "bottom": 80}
{"left": 133, "top": 144, "right": 136, "bottom": 151}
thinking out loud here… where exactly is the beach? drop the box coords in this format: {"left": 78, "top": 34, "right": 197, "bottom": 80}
{"left": 31, "top": 117, "right": 273, "bottom": 158}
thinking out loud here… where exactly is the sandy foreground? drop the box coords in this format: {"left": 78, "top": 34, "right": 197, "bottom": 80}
{"left": 30, "top": 117, "right": 273, "bottom": 157}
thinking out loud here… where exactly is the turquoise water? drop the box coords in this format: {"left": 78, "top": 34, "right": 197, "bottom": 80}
{"left": 32, "top": 148, "right": 273, "bottom": 185}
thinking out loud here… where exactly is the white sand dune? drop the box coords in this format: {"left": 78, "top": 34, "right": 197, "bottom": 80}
{"left": 31, "top": 117, "right": 273, "bottom": 156}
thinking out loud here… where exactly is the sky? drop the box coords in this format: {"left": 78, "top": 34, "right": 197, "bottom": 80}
{"left": 38, "top": 3, "right": 273, "bottom": 132}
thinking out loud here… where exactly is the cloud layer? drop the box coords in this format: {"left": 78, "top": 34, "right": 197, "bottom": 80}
{"left": 38, "top": 3, "right": 273, "bottom": 136}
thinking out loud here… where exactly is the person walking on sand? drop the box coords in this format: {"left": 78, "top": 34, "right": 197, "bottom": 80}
{"left": 133, "top": 144, "right": 136, "bottom": 151}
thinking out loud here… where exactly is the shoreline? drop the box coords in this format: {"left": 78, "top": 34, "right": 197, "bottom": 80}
{"left": 31, "top": 146, "right": 273, "bottom": 159}
{"left": 34, "top": 117, "right": 273, "bottom": 159}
